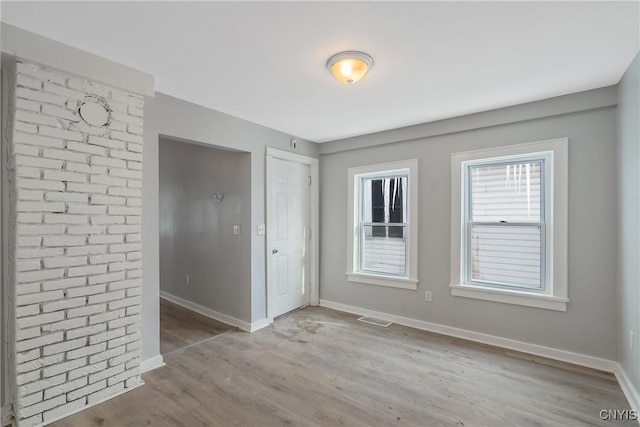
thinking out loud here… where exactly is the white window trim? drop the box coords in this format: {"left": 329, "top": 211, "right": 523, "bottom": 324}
{"left": 347, "top": 159, "right": 419, "bottom": 290}
{"left": 450, "top": 138, "right": 568, "bottom": 311}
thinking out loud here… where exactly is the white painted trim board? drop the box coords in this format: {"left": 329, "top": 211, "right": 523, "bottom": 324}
{"left": 614, "top": 365, "right": 640, "bottom": 414}
{"left": 160, "top": 291, "right": 271, "bottom": 333}
{"left": 140, "top": 355, "right": 165, "bottom": 373}
{"left": 249, "top": 318, "right": 272, "bottom": 333}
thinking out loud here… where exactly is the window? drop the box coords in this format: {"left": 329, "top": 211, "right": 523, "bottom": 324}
{"left": 466, "top": 156, "right": 546, "bottom": 291}
{"left": 450, "top": 139, "right": 568, "bottom": 311}
{"left": 347, "top": 160, "right": 418, "bottom": 290}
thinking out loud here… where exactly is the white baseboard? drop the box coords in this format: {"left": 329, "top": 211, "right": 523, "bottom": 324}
{"left": 140, "top": 355, "right": 165, "bottom": 373}
{"left": 1, "top": 404, "right": 13, "bottom": 427}
{"left": 614, "top": 365, "right": 640, "bottom": 413}
{"left": 160, "top": 291, "right": 259, "bottom": 332}
{"left": 250, "top": 318, "right": 272, "bottom": 332}
{"left": 319, "top": 299, "right": 619, "bottom": 373}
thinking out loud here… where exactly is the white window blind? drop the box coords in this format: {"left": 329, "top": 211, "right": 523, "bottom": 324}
{"left": 467, "top": 160, "right": 544, "bottom": 290}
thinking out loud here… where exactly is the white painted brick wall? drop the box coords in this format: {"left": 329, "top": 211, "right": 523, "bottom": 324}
{"left": 10, "top": 61, "right": 143, "bottom": 426}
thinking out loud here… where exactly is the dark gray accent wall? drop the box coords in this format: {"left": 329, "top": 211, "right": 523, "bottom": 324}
{"left": 320, "top": 89, "right": 619, "bottom": 360}
{"left": 159, "top": 138, "right": 251, "bottom": 321}
{"left": 617, "top": 52, "right": 640, "bottom": 393}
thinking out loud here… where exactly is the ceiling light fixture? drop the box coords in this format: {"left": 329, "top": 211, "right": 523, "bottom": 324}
{"left": 326, "top": 51, "right": 373, "bottom": 85}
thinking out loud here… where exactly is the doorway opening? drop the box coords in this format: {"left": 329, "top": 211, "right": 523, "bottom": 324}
{"left": 159, "top": 298, "right": 233, "bottom": 354}
{"left": 158, "top": 136, "right": 250, "bottom": 355}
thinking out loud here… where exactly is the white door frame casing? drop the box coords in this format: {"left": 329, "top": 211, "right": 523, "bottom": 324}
{"left": 266, "top": 147, "right": 319, "bottom": 322}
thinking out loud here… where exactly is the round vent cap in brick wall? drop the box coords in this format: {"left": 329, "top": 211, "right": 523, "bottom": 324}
{"left": 79, "top": 99, "right": 110, "bottom": 127}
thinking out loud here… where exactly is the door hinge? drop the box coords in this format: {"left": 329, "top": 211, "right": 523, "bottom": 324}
{"left": 308, "top": 176, "right": 311, "bottom": 185}
{"left": 309, "top": 228, "right": 312, "bottom": 239}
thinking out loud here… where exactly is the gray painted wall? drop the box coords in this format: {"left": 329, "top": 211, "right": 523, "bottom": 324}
{"left": 142, "top": 92, "right": 317, "bottom": 362}
{"left": 320, "top": 92, "right": 619, "bottom": 360}
{"left": 159, "top": 138, "right": 251, "bottom": 321}
{"left": 617, "top": 52, "right": 640, "bottom": 392}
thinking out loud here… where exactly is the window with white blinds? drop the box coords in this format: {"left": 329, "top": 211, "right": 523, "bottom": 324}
{"left": 466, "top": 159, "right": 545, "bottom": 291}
{"left": 450, "top": 138, "right": 569, "bottom": 311}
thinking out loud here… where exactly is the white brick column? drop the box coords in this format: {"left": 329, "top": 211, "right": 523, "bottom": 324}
{"left": 8, "top": 62, "right": 143, "bottom": 427}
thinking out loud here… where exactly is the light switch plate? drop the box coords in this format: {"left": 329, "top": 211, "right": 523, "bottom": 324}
{"left": 233, "top": 225, "right": 240, "bottom": 235}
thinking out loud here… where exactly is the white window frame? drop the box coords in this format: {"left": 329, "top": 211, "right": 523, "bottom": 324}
{"left": 347, "top": 159, "right": 418, "bottom": 290}
{"left": 450, "top": 139, "right": 568, "bottom": 311}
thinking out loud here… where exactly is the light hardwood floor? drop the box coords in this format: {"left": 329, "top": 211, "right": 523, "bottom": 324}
{"left": 51, "top": 306, "right": 633, "bottom": 427}
{"left": 160, "top": 298, "right": 234, "bottom": 354}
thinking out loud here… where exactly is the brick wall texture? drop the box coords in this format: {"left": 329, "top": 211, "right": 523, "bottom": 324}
{"left": 9, "top": 62, "right": 143, "bottom": 427}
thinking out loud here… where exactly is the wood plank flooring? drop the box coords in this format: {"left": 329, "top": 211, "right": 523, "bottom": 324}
{"left": 160, "top": 297, "right": 235, "bottom": 354}
{"left": 51, "top": 306, "right": 633, "bottom": 427}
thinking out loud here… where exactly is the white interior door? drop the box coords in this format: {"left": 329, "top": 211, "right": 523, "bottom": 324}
{"left": 270, "top": 158, "right": 310, "bottom": 317}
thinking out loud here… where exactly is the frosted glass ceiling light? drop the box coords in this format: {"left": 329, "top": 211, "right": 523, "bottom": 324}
{"left": 326, "top": 51, "right": 373, "bottom": 85}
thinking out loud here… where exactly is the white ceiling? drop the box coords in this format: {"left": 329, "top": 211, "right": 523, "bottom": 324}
{"left": 2, "top": 1, "right": 639, "bottom": 143}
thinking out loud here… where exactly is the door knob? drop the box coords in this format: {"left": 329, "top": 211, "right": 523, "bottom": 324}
{"left": 272, "top": 248, "right": 279, "bottom": 254}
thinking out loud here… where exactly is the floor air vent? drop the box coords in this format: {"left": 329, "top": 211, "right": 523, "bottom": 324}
{"left": 357, "top": 316, "right": 392, "bottom": 327}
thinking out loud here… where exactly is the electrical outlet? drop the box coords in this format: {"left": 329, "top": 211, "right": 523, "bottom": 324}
{"left": 233, "top": 225, "right": 240, "bottom": 235}
{"left": 424, "top": 291, "right": 432, "bottom": 302}
{"left": 186, "top": 274, "right": 190, "bottom": 285}
{"left": 631, "top": 331, "right": 635, "bottom": 351}
{"left": 257, "top": 224, "right": 265, "bottom": 235}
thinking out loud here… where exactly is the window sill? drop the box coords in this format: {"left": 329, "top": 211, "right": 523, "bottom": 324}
{"left": 347, "top": 272, "right": 418, "bottom": 290}
{"left": 449, "top": 283, "right": 568, "bottom": 311}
